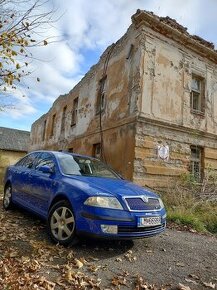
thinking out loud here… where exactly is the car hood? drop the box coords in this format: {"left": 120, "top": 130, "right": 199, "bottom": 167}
{"left": 66, "top": 175, "right": 159, "bottom": 199}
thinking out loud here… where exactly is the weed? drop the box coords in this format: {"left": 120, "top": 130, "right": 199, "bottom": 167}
{"left": 161, "top": 172, "right": 217, "bottom": 234}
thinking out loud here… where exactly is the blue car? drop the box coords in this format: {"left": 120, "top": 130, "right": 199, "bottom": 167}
{"left": 3, "top": 151, "right": 166, "bottom": 246}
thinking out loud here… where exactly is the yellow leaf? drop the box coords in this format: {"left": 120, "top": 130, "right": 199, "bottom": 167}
{"left": 74, "top": 258, "right": 83, "bottom": 268}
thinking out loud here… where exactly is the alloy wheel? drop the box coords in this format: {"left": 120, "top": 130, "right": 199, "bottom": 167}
{"left": 3, "top": 186, "right": 12, "bottom": 209}
{"left": 50, "top": 206, "right": 75, "bottom": 241}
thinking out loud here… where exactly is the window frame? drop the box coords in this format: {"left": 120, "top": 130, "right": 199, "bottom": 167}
{"left": 190, "top": 146, "right": 204, "bottom": 182}
{"left": 190, "top": 74, "right": 205, "bottom": 115}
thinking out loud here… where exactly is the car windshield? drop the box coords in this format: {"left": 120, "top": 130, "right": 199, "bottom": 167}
{"left": 57, "top": 153, "right": 119, "bottom": 179}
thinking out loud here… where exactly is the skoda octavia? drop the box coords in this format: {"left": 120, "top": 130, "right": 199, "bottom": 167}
{"left": 3, "top": 151, "right": 166, "bottom": 245}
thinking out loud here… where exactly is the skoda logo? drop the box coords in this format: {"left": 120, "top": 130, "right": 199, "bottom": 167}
{"left": 141, "top": 196, "right": 148, "bottom": 203}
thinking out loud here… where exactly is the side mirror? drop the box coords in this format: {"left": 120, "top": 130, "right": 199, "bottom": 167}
{"left": 38, "top": 165, "right": 54, "bottom": 174}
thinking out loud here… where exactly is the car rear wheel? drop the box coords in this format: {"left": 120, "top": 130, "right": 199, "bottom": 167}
{"left": 48, "top": 200, "right": 77, "bottom": 246}
{"left": 3, "top": 184, "right": 13, "bottom": 210}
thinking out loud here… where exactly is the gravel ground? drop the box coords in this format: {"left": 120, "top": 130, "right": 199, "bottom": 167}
{"left": 0, "top": 199, "right": 216, "bottom": 289}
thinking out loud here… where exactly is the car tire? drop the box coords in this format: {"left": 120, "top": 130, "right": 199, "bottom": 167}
{"left": 3, "top": 184, "right": 13, "bottom": 210}
{"left": 47, "top": 200, "right": 78, "bottom": 246}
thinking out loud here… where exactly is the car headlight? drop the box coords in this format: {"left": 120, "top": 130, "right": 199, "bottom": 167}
{"left": 84, "top": 196, "right": 123, "bottom": 210}
{"left": 159, "top": 198, "right": 165, "bottom": 209}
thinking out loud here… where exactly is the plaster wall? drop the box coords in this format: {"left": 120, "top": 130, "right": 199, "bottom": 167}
{"left": 139, "top": 26, "right": 217, "bottom": 133}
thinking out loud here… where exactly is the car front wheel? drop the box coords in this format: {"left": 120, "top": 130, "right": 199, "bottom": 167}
{"left": 3, "top": 184, "right": 13, "bottom": 210}
{"left": 48, "top": 200, "right": 77, "bottom": 246}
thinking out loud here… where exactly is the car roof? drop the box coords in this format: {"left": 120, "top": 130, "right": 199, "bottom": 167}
{"left": 28, "top": 150, "right": 98, "bottom": 160}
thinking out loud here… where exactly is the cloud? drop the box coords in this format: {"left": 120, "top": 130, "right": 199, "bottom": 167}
{"left": 1, "top": 88, "right": 37, "bottom": 119}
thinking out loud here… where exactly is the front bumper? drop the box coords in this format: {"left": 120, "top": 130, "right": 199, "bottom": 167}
{"left": 76, "top": 207, "right": 166, "bottom": 239}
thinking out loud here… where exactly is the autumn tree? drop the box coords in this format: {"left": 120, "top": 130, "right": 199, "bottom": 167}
{"left": 0, "top": 0, "right": 55, "bottom": 107}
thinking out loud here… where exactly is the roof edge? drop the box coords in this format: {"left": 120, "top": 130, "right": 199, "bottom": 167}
{"left": 132, "top": 10, "right": 217, "bottom": 63}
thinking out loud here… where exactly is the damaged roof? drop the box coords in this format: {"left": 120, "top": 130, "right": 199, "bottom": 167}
{"left": 0, "top": 127, "right": 30, "bottom": 152}
{"left": 132, "top": 10, "right": 217, "bottom": 63}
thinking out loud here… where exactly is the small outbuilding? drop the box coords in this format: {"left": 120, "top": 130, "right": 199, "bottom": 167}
{"left": 0, "top": 127, "right": 30, "bottom": 181}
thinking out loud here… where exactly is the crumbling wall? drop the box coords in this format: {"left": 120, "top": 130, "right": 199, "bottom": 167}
{"left": 30, "top": 24, "right": 142, "bottom": 179}
{"left": 132, "top": 14, "right": 217, "bottom": 190}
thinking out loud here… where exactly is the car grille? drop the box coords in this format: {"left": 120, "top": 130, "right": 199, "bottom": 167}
{"left": 118, "top": 223, "right": 165, "bottom": 234}
{"left": 125, "top": 197, "right": 161, "bottom": 211}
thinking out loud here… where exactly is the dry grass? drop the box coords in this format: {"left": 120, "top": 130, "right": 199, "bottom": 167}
{"left": 161, "top": 173, "right": 217, "bottom": 234}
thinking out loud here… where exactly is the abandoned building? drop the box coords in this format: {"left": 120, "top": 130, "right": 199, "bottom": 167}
{"left": 0, "top": 127, "right": 30, "bottom": 181}
{"left": 30, "top": 10, "right": 217, "bottom": 189}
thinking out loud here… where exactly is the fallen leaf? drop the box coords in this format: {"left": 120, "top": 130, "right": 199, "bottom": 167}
{"left": 178, "top": 283, "right": 192, "bottom": 290}
{"left": 176, "top": 262, "right": 185, "bottom": 267}
{"left": 146, "top": 250, "right": 153, "bottom": 253}
{"left": 74, "top": 258, "right": 84, "bottom": 268}
{"left": 185, "top": 278, "right": 198, "bottom": 285}
{"left": 188, "top": 274, "right": 199, "bottom": 280}
{"left": 202, "top": 281, "right": 216, "bottom": 289}
{"left": 111, "top": 275, "right": 127, "bottom": 286}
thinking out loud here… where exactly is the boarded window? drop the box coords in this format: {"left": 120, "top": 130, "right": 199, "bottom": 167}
{"left": 71, "top": 97, "right": 78, "bottom": 126}
{"left": 190, "top": 75, "right": 205, "bottom": 113}
{"left": 93, "top": 143, "right": 101, "bottom": 159}
{"left": 42, "top": 119, "right": 47, "bottom": 141}
{"left": 50, "top": 114, "right": 56, "bottom": 137}
{"left": 190, "top": 146, "right": 204, "bottom": 182}
{"left": 61, "top": 106, "right": 67, "bottom": 133}
{"left": 96, "top": 76, "right": 106, "bottom": 114}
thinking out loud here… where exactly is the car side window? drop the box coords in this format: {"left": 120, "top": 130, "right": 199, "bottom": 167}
{"left": 35, "top": 153, "right": 55, "bottom": 172}
{"left": 16, "top": 153, "right": 39, "bottom": 169}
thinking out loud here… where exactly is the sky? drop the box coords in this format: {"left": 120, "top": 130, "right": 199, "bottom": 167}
{"left": 1, "top": 0, "right": 217, "bottom": 132}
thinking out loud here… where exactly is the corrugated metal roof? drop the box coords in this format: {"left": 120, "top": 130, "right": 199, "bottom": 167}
{"left": 0, "top": 127, "right": 30, "bottom": 152}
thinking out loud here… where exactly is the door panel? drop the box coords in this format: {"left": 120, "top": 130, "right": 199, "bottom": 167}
{"left": 26, "top": 152, "right": 57, "bottom": 217}
{"left": 11, "top": 153, "right": 39, "bottom": 207}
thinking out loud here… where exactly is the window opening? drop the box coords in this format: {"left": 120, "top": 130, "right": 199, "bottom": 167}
{"left": 71, "top": 97, "right": 78, "bottom": 126}
{"left": 61, "top": 106, "right": 67, "bottom": 133}
{"left": 50, "top": 114, "right": 56, "bottom": 137}
{"left": 42, "top": 119, "right": 47, "bottom": 141}
{"left": 190, "top": 146, "right": 204, "bottom": 181}
{"left": 96, "top": 76, "right": 106, "bottom": 114}
{"left": 93, "top": 143, "right": 101, "bottom": 159}
{"left": 190, "top": 75, "right": 205, "bottom": 113}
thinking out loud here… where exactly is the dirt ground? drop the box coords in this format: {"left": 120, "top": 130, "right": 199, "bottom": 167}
{"left": 0, "top": 196, "right": 216, "bottom": 290}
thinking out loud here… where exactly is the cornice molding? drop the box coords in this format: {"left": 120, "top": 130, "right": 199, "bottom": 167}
{"left": 137, "top": 115, "right": 217, "bottom": 141}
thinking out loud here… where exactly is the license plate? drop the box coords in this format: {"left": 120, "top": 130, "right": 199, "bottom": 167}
{"left": 138, "top": 216, "right": 161, "bottom": 227}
